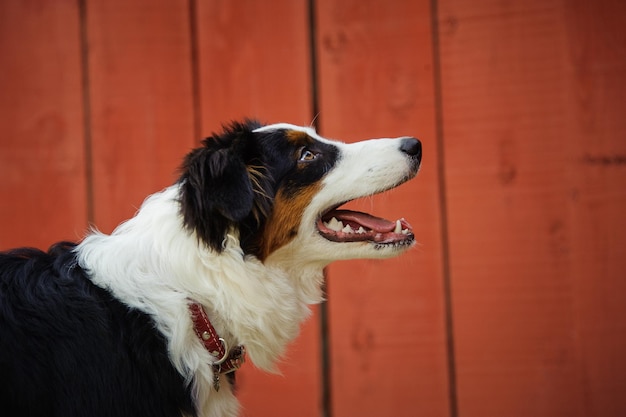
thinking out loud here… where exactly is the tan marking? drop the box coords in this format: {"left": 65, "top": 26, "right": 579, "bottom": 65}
{"left": 286, "top": 129, "right": 314, "bottom": 145}
{"left": 259, "top": 183, "right": 321, "bottom": 260}
{"left": 247, "top": 164, "right": 271, "bottom": 223}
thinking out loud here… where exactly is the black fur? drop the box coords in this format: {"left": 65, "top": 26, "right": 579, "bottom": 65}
{"left": 179, "top": 120, "right": 267, "bottom": 251}
{"left": 0, "top": 121, "right": 342, "bottom": 416}
{"left": 179, "top": 120, "right": 339, "bottom": 256}
{"left": 0, "top": 243, "right": 195, "bottom": 417}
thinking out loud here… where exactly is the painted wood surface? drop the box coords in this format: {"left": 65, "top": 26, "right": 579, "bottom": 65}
{"left": 316, "top": 1, "right": 452, "bottom": 416}
{"left": 85, "top": 0, "right": 196, "bottom": 233}
{"left": 438, "top": 0, "right": 626, "bottom": 415}
{"left": 0, "top": 0, "right": 87, "bottom": 249}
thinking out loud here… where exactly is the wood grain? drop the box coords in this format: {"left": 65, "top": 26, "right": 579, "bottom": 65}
{"left": 0, "top": 0, "right": 87, "bottom": 249}
{"left": 316, "top": 1, "right": 452, "bottom": 416}
{"left": 438, "top": 0, "right": 626, "bottom": 415}
{"left": 196, "top": 0, "right": 314, "bottom": 132}
{"left": 86, "top": 0, "right": 196, "bottom": 232}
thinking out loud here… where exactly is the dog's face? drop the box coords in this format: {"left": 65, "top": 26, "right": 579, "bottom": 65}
{"left": 179, "top": 120, "right": 421, "bottom": 264}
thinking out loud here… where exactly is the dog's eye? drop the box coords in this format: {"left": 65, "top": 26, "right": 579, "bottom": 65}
{"left": 299, "top": 148, "right": 317, "bottom": 162}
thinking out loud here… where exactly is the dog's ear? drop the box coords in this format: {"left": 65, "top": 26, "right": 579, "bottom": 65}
{"left": 179, "top": 121, "right": 261, "bottom": 251}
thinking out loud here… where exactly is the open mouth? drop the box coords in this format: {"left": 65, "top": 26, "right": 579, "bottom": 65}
{"left": 317, "top": 207, "right": 415, "bottom": 246}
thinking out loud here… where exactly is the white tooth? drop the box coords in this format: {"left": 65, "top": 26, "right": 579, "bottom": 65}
{"left": 326, "top": 217, "right": 343, "bottom": 231}
{"left": 357, "top": 227, "right": 366, "bottom": 234}
{"left": 342, "top": 224, "right": 354, "bottom": 233}
{"left": 394, "top": 220, "right": 402, "bottom": 234}
{"left": 402, "top": 229, "right": 410, "bottom": 235}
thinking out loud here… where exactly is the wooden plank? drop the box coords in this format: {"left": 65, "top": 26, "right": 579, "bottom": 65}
{"left": 438, "top": 0, "right": 626, "bottom": 415}
{"left": 565, "top": 3, "right": 626, "bottom": 414}
{"left": 196, "top": 0, "right": 314, "bottom": 130}
{"left": 316, "top": 1, "right": 451, "bottom": 416}
{"left": 86, "top": 0, "right": 196, "bottom": 232}
{"left": 194, "top": 1, "right": 322, "bottom": 416}
{"left": 0, "top": 0, "right": 87, "bottom": 249}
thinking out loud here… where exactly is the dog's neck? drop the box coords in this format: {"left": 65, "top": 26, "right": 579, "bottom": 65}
{"left": 76, "top": 185, "right": 324, "bottom": 374}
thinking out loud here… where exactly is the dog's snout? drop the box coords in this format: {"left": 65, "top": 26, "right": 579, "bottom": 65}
{"left": 400, "top": 137, "right": 421, "bottom": 160}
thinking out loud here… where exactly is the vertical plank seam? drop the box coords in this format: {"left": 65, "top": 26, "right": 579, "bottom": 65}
{"left": 308, "top": 0, "right": 322, "bottom": 131}
{"left": 429, "top": 0, "right": 459, "bottom": 416}
{"left": 188, "top": 0, "right": 202, "bottom": 143}
{"left": 307, "top": 1, "right": 332, "bottom": 416}
{"left": 78, "top": 0, "right": 94, "bottom": 225}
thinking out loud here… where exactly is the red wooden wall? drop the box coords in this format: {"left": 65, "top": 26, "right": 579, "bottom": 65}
{"left": 1, "top": 1, "right": 625, "bottom": 416}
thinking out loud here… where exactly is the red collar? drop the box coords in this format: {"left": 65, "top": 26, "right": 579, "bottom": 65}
{"left": 188, "top": 302, "right": 246, "bottom": 376}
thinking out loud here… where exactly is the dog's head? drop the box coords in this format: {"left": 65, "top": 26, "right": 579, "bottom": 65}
{"left": 179, "top": 120, "right": 421, "bottom": 264}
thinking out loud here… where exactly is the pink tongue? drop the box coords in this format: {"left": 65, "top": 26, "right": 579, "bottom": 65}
{"left": 323, "top": 209, "right": 396, "bottom": 232}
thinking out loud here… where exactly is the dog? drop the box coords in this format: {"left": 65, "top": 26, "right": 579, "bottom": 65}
{"left": 0, "top": 120, "right": 421, "bottom": 417}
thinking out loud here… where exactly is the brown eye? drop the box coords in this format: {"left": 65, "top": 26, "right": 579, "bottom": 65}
{"left": 299, "top": 148, "right": 317, "bottom": 162}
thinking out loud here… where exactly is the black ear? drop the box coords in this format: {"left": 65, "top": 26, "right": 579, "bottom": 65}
{"left": 179, "top": 123, "right": 259, "bottom": 251}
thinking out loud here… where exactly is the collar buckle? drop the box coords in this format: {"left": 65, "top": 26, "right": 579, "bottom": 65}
{"left": 188, "top": 302, "right": 246, "bottom": 375}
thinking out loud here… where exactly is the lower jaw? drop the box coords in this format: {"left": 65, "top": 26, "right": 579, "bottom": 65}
{"left": 319, "top": 235, "right": 416, "bottom": 252}
{"left": 317, "top": 230, "right": 415, "bottom": 246}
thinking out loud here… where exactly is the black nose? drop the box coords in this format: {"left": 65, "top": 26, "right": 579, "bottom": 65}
{"left": 400, "top": 137, "right": 421, "bottom": 159}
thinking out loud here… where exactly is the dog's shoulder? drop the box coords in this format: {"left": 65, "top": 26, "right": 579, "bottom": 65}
{"left": 0, "top": 243, "right": 195, "bottom": 417}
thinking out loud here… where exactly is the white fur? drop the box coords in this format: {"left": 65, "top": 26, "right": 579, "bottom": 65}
{"left": 263, "top": 124, "right": 420, "bottom": 263}
{"left": 76, "top": 124, "right": 418, "bottom": 417}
